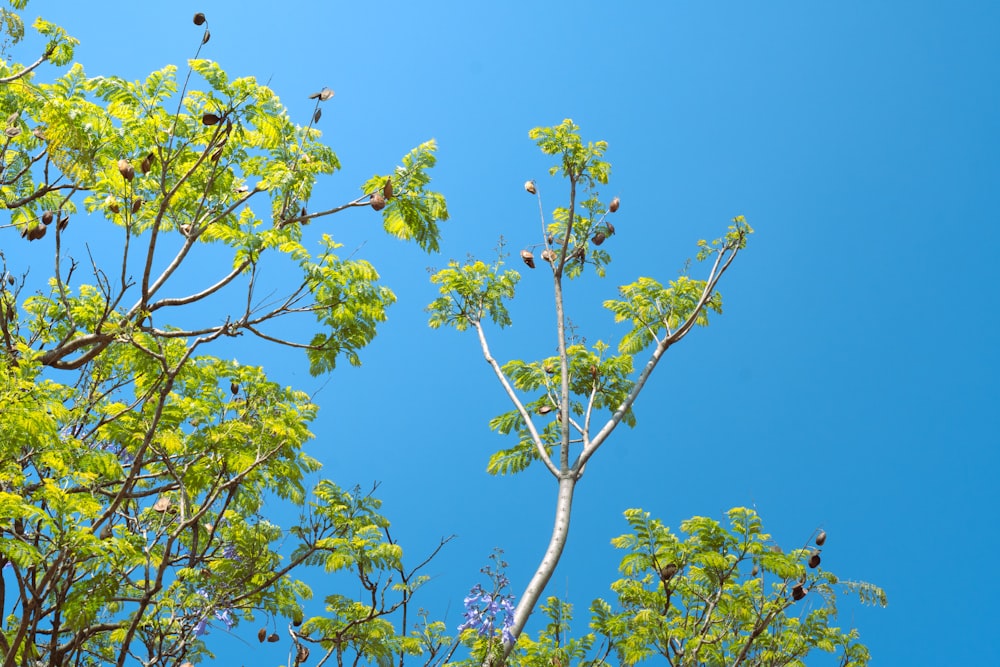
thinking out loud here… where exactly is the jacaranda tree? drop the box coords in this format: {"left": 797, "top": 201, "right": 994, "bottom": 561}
{"left": 0, "top": 4, "right": 451, "bottom": 666}
{"left": 429, "top": 120, "right": 884, "bottom": 666}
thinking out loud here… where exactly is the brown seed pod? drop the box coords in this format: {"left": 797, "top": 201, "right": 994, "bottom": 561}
{"left": 569, "top": 246, "right": 585, "bottom": 261}
{"left": 131, "top": 198, "right": 143, "bottom": 214}
{"left": 808, "top": 550, "right": 821, "bottom": 569}
{"left": 202, "top": 113, "right": 221, "bottom": 126}
{"left": 606, "top": 221, "right": 616, "bottom": 236}
{"left": 118, "top": 158, "right": 135, "bottom": 181}
{"left": 230, "top": 381, "right": 239, "bottom": 395}
{"left": 32, "top": 127, "right": 45, "bottom": 140}
{"left": 524, "top": 180, "right": 536, "bottom": 194}
{"left": 659, "top": 563, "right": 678, "bottom": 580}
{"left": 210, "top": 147, "right": 223, "bottom": 162}
{"left": 520, "top": 249, "right": 535, "bottom": 268}
{"left": 6, "top": 112, "right": 18, "bottom": 124}
{"left": 179, "top": 224, "right": 192, "bottom": 237}
{"left": 815, "top": 530, "right": 827, "bottom": 546}
{"left": 370, "top": 192, "right": 386, "bottom": 211}
{"left": 751, "top": 563, "right": 759, "bottom": 577}
{"left": 540, "top": 249, "right": 555, "bottom": 263}
{"left": 312, "top": 108, "right": 322, "bottom": 124}
{"left": 791, "top": 583, "right": 807, "bottom": 601}
{"left": 202, "top": 29, "right": 211, "bottom": 44}
{"left": 537, "top": 405, "right": 554, "bottom": 415}
{"left": 257, "top": 627, "right": 267, "bottom": 643}
{"left": 4, "top": 126, "right": 20, "bottom": 138}
{"left": 105, "top": 196, "right": 120, "bottom": 214}
{"left": 382, "top": 178, "right": 393, "bottom": 200}
{"left": 193, "top": 12, "right": 206, "bottom": 25}
{"left": 140, "top": 152, "right": 155, "bottom": 174}
{"left": 267, "top": 632, "right": 280, "bottom": 643}
{"left": 609, "top": 196, "right": 620, "bottom": 213}
{"left": 41, "top": 211, "right": 54, "bottom": 226}
{"left": 57, "top": 215, "right": 69, "bottom": 231}
{"left": 6, "top": 273, "right": 14, "bottom": 286}
{"left": 26, "top": 224, "right": 46, "bottom": 241}
{"left": 592, "top": 231, "right": 606, "bottom": 246}
{"left": 296, "top": 645, "right": 310, "bottom": 664}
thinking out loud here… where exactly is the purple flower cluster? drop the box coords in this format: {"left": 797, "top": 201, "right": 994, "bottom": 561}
{"left": 193, "top": 588, "right": 235, "bottom": 636}
{"left": 458, "top": 582, "right": 515, "bottom": 646}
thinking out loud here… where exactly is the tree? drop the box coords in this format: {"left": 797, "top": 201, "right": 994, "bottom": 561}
{"left": 428, "top": 120, "right": 884, "bottom": 665}
{"left": 0, "top": 5, "right": 450, "bottom": 666}
{"left": 0, "top": 4, "right": 884, "bottom": 666}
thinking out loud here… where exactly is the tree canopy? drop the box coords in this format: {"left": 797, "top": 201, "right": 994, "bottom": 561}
{"left": 0, "top": 5, "right": 883, "bottom": 667}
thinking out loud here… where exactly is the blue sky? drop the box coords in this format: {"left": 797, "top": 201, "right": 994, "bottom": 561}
{"left": 17, "top": 1, "right": 1000, "bottom": 664}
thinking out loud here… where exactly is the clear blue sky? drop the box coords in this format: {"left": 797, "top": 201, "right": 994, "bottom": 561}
{"left": 22, "top": 1, "right": 1000, "bottom": 664}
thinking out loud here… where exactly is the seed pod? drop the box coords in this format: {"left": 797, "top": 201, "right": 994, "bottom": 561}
{"left": 193, "top": 12, "right": 206, "bottom": 25}
{"left": 382, "top": 178, "right": 393, "bottom": 200}
{"left": 210, "top": 148, "right": 223, "bottom": 162}
{"left": 808, "top": 550, "right": 821, "bottom": 569}
{"left": 57, "top": 215, "right": 69, "bottom": 231}
{"left": 606, "top": 221, "right": 615, "bottom": 236}
{"left": 370, "top": 192, "right": 386, "bottom": 211}
{"left": 131, "top": 198, "right": 143, "bottom": 214}
{"left": 152, "top": 496, "right": 171, "bottom": 513}
{"left": 609, "top": 196, "right": 620, "bottom": 213}
{"left": 292, "top": 613, "right": 303, "bottom": 627}
{"left": 105, "top": 196, "right": 120, "bottom": 214}
{"left": 659, "top": 563, "right": 678, "bottom": 580}
{"left": 118, "top": 158, "right": 135, "bottom": 181}
{"left": 524, "top": 180, "right": 536, "bottom": 194}
{"left": 751, "top": 563, "right": 759, "bottom": 577}
{"left": 592, "top": 231, "right": 606, "bottom": 245}
{"left": 540, "top": 249, "right": 555, "bottom": 263}
{"left": 4, "top": 126, "right": 20, "bottom": 138}
{"left": 202, "top": 29, "right": 211, "bottom": 44}
{"left": 815, "top": 530, "right": 827, "bottom": 546}
{"left": 791, "top": 583, "right": 807, "bottom": 601}
{"left": 230, "top": 381, "right": 239, "bottom": 395}
{"left": 26, "top": 224, "right": 46, "bottom": 241}
{"left": 257, "top": 627, "right": 267, "bottom": 643}
{"left": 202, "top": 113, "right": 221, "bottom": 126}
{"left": 520, "top": 249, "right": 535, "bottom": 268}
{"left": 538, "top": 405, "right": 553, "bottom": 415}
{"left": 140, "top": 152, "right": 155, "bottom": 174}
{"left": 569, "top": 246, "right": 585, "bottom": 261}
{"left": 6, "top": 273, "right": 14, "bottom": 286}
{"left": 6, "top": 112, "right": 18, "bottom": 124}
{"left": 41, "top": 211, "right": 54, "bottom": 226}
{"left": 296, "top": 645, "right": 310, "bottom": 664}
{"left": 312, "top": 108, "right": 322, "bottom": 124}
{"left": 267, "top": 633, "right": 280, "bottom": 643}
{"left": 32, "top": 127, "right": 45, "bottom": 140}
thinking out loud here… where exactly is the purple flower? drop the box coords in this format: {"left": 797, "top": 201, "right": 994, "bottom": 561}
{"left": 458, "top": 582, "right": 516, "bottom": 644}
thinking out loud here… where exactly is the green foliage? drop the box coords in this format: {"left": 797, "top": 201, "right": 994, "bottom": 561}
{"left": 361, "top": 140, "right": 449, "bottom": 252}
{"left": 428, "top": 255, "right": 520, "bottom": 330}
{"left": 0, "top": 5, "right": 448, "bottom": 666}
{"left": 529, "top": 118, "right": 610, "bottom": 186}
{"left": 583, "top": 508, "right": 886, "bottom": 667}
